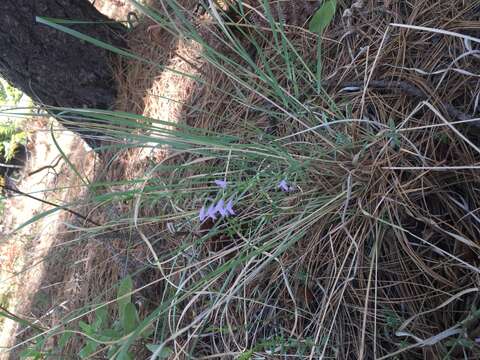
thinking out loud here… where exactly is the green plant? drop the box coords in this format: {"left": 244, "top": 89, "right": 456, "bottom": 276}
{"left": 0, "top": 78, "right": 23, "bottom": 106}
{"left": 17, "top": 2, "right": 408, "bottom": 358}
{"left": 384, "top": 309, "right": 402, "bottom": 330}
{"left": 19, "top": 276, "right": 158, "bottom": 359}
{"left": 0, "top": 120, "right": 26, "bottom": 214}
{"left": 309, "top": 0, "right": 337, "bottom": 89}
{"left": 0, "top": 121, "right": 26, "bottom": 162}
{"left": 77, "top": 276, "right": 153, "bottom": 359}
{"left": 20, "top": 335, "right": 49, "bottom": 360}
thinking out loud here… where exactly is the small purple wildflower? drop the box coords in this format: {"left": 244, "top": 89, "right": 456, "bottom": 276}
{"left": 214, "top": 179, "right": 228, "bottom": 189}
{"left": 199, "top": 198, "right": 236, "bottom": 222}
{"left": 215, "top": 199, "right": 227, "bottom": 217}
{"left": 206, "top": 204, "right": 217, "bottom": 220}
{"left": 225, "top": 199, "right": 235, "bottom": 215}
{"left": 476, "top": 337, "right": 480, "bottom": 344}
{"left": 278, "top": 179, "right": 294, "bottom": 192}
{"left": 199, "top": 206, "right": 207, "bottom": 222}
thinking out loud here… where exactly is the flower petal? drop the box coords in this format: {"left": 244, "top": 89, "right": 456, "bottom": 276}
{"left": 215, "top": 199, "right": 227, "bottom": 217}
{"left": 199, "top": 206, "right": 207, "bottom": 222}
{"left": 214, "top": 179, "right": 228, "bottom": 189}
{"left": 206, "top": 204, "right": 217, "bottom": 220}
{"left": 278, "top": 179, "right": 290, "bottom": 192}
{"left": 225, "top": 199, "right": 235, "bottom": 215}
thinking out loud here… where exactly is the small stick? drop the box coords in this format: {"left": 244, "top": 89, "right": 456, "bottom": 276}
{"left": 0, "top": 182, "right": 100, "bottom": 227}
{"left": 27, "top": 156, "right": 62, "bottom": 177}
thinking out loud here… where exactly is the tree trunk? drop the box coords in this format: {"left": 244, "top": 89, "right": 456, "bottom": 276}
{"left": 0, "top": 0, "right": 126, "bottom": 150}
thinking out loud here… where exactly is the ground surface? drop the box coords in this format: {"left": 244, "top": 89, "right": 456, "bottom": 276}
{"left": 0, "top": 119, "right": 97, "bottom": 357}
{"left": 0, "top": 2, "right": 129, "bottom": 357}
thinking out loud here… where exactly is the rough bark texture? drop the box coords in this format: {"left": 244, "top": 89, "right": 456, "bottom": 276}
{"left": 0, "top": 0, "right": 126, "bottom": 149}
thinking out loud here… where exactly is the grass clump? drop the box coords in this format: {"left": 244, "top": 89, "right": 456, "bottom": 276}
{"left": 5, "top": 0, "right": 480, "bottom": 359}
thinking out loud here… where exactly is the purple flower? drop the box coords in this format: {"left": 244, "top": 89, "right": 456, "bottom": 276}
{"left": 215, "top": 199, "right": 227, "bottom": 217}
{"left": 225, "top": 199, "right": 235, "bottom": 215}
{"left": 199, "top": 206, "right": 207, "bottom": 222}
{"left": 476, "top": 337, "right": 480, "bottom": 344}
{"left": 278, "top": 179, "right": 293, "bottom": 192}
{"left": 214, "top": 179, "right": 228, "bottom": 189}
{"left": 206, "top": 204, "right": 217, "bottom": 220}
{"left": 198, "top": 198, "right": 236, "bottom": 223}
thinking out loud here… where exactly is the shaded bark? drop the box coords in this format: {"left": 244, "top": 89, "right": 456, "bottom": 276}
{"left": 0, "top": 0, "right": 126, "bottom": 150}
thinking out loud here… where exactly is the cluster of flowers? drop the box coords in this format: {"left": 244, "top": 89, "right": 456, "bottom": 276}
{"left": 198, "top": 178, "right": 294, "bottom": 222}
{"left": 199, "top": 198, "right": 236, "bottom": 222}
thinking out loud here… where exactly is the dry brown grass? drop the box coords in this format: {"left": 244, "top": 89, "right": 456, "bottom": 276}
{"left": 79, "top": 0, "right": 480, "bottom": 358}
{"left": 127, "top": 1, "right": 480, "bottom": 358}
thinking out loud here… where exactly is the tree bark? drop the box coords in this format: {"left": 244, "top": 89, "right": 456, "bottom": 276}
{"left": 0, "top": 0, "right": 126, "bottom": 150}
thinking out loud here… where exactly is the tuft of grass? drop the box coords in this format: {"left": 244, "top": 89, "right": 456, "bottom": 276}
{"left": 3, "top": 1, "right": 480, "bottom": 359}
